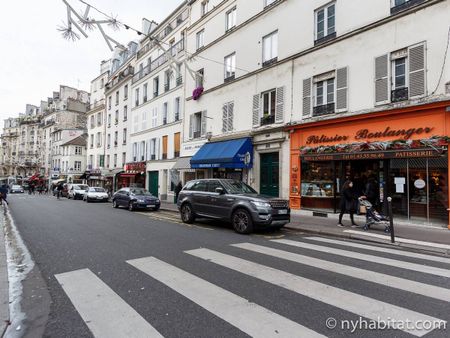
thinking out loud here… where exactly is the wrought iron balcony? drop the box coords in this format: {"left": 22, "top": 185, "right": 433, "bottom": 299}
{"left": 262, "top": 57, "right": 278, "bottom": 68}
{"left": 314, "top": 32, "right": 337, "bottom": 46}
{"left": 391, "top": 87, "right": 409, "bottom": 103}
{"left": 313, "top": 103, "right": 335, "bottom": 117}
{"left": 260, "top": 114, "right": 275, "bottom": 126}
{"left": 391, "top": 0, "right": 425, "bottom": 14}
{"left": 176, "top": 76, "right": 183, "bottom": 86}
{"left": 193, "top": 131, "right": 201, "bottom": 139}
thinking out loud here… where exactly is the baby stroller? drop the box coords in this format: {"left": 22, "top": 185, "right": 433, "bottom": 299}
{"left": 358, "top": 198, "right": 391, "bottom": 233}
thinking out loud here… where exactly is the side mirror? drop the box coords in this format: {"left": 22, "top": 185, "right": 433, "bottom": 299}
{"left": 215, "top": 187, "right": 225, "bottom": 195}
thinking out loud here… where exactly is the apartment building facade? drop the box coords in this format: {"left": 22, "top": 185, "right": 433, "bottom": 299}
{"left": 129, "top": 2, "right": 188, "bottom": 200}
{"left": 180, "top": 0, "right": 450, "bottom": 227}
{"left": 0, "top": 118, "right": 20, "bottom": 178}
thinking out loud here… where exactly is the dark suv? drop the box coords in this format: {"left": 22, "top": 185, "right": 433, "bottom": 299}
{"left": 177, "top": 179, "right": 290, "bottom": 234}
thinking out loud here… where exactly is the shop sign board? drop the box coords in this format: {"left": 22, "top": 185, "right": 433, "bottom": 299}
{"left": 302, "top": 149, "right": 443, "bottom": 161}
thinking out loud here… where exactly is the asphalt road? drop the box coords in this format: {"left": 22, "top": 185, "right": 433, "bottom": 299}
{"left": 4, "top": 193, "right": 450, "bottom": 338}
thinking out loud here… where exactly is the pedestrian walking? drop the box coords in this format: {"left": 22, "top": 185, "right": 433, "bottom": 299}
{"left": 56, "top": 183, "right": 64, "bottom": 199}
{"left": 0, "top": 184, "right": 8, "bottom": 204}
{"left": 364, "top": 175, "right": 379, "bottom": 207}
{"left": 174, "top": 181, "right": 183, "bottom": 203}
{"left": 338, "top": 180, "right": 361, "bottom": 227}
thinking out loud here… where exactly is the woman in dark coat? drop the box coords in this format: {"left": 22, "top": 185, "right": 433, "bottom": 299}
{"left": 338, "top": 180, "right": 359, "bottom": 227}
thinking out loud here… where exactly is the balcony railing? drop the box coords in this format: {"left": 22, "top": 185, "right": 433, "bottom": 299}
{"left": 262, "top": 57, "right": 278, "bottom": 68}
{"left": 193, "top": 131, "right": 201, "bottom": 139}
{"left": 224, "top": 74, "right": 235, "bottom": 83}
{"left": 132, "top": 39, "right": 185, "bottom": 84}
{"left": 313, "top": 103, "right": 335, "bottom": 117}
{"left": 174, "top": 151, "right": 180, "bottom": 158}
{"left": 260, "top": 114, "right": 275, "bottom": 126}
{"left": 391, "top": 87, "right": 409, "bottom": 103}
{"left": 162, "top": 154, "right": 167, "bottom": 160}
{"left": 314, "top": 32, "right": 337, "bottom": 46}
{"left": 391, "top": 0, "right": 425, "bottom": 14}
{"left": 176, "top": 76, "right": 183, "bottom": 86}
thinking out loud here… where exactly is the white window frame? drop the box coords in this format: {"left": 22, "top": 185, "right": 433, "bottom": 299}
{"left": 225, "top": 7, "right": 237, "bottom": 31}
{"left": 262, "top": 31, "right": 278, "bottom": 64}
{"left": 196, "top": 29, "right": 205, "bottom": 50}
{"left": 265, "top": 0, "right": 277, "bottom": 7}
{"left": 314, "top": 78, "right": 335, "bottom": 107}
{"left": 123, "top": 128, "right": 127, "bottom": 145}
{"left": 201, "top": 1, "right": 209, "bottom": 16}
{"left": 224, "top": 53, "right": 236, "bottom": 80}
{"left": 391, "top": 56, "right": 408, "bottom": 90}
{"left": 261, "top": 89, "right": 276, "bottom": 118}
{"left": 314, "top": 2, "right": 336, "bottom": 41}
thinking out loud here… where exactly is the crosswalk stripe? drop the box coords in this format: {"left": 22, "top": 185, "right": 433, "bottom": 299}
{"left": 55, "top": 269, "right": 163, "bottom": 338}
{"left": 232, "top": 242, "right": 450, "bottom": 302}
{"left": 342, "top": 230, "right": 450, "bottom": 250}
{"left": 305, "top": 237, "right": 450, "bottom": 264}
{"left": 187, "top": 248, "right": 445, "bottom": 337}
{"left": 272, "top": 239, "right": 450, "bottom": 278}
{"left": 127, "top": 256, "right": 324, "bottom": 338}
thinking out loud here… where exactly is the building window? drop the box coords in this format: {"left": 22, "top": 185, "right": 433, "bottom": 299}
{"left": 163, "top": 102, "right": 168, "bottom": 125}
{"left": 135, "top": 88, "right": 140, "bottom": 107}
{"left": 261, "top": 90, "right": 276, "bottom": 125}
{"left": 152, "top": 108, "right": 158, "bottom": 128}
{"left": 313, "top": 77, "right": 335, "bottom": 116}
{"left": 174, "top": 97, "right": 180, "bottom": 121}
{"left": 90, "top": 115, "right": 95, "bottom": 129}
{"left": 74, "top": 161, "right": 81, "bottom": 171}
{"left": 195, "top": 69, "right": 204, "bottom": 88}
{"left": 108, "top": 113, "right": 111, "bottom": 127}
{"left": 201, "top": 1, "right": 209, "bottom": 16}
{"left": 115, "top": 91, "right": 119, "bottom": 105}
{"left": 132, "top": 143, "right": 137, "bottom": 162}
{"left": 164, "top": 70, "right": 171, "bottom": 92}
{"left": 143, "top": 83, "right": 148, "bottom": 103}
{"left": 123, "top": 105, "right": 128, "bottom": 121}
{"left": 162, "top": 135, "right": 168, "bottom": 160}
{"left": 391, "top": 0, "right": 425, "bottom": 14}
{"left": 153, "top": 77, "right": 159, "bottom": 98}
{"left": 96, "top": 132, "right": 102, "bottom": 147}
{"left": 97, "top": 112, "right": 102, "bottom": 126}
{"left": 174, "top": 132, "right": 180, "bottom": 158}
{"left": 107, "top": 134, "right": 111, "bottom": 148}
{"left": 140, "top": 141, "right": 145, "bottom": 161}
{"left": 106, "top": 155, "right": 110, "bottom": 168}
{"left": 224, "top": 53, "right": 236, "bottom": 81}
{"left": 114, "top": 131, "right": 118, "bottom": 147}
{"left": 225, "top": 7, "right": 237, "bottom": 31}
{"left": 115, "top": 110, "right": 119, "bottom": 124}
{"left": 196, "top": 29, "right": 205, "bottom": 50}
{"left": 391, "top": 55, "right": 408, "bottom": 102}
{"left": 108, "top": 96, "right": 112, "bottom": 110}
{"left": 262, "top": 31, "right": 278, "bottom": 66}
{"left": 113, "top": 154, "right": 117, "bottom": 168}
{"left": 90, "top": 134, "right": 94, "bottom": 148}
{"left": 124, "top": 84, "right": 128, "bottom": 100}
{"left": 190, "top": 111, "right": 205, "bottom": 139}
{"left": 75, "top": 146, "right": 82, "bottom": 155}
{"left": 315, "top": 3, "right": 336, "bottom": 45}
{"left": 122, "top": 152, "right": 126, "bottom": 166}
{"left": 123, "top": 128, "right": 127, "bottom": 145}
{"left": 142, "top": 111, "right": 147, "bottom": 130}
{"left": 222, "top": 101, "right": 234, "bottom": 133}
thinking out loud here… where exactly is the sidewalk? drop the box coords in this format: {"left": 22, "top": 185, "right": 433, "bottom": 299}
{"left": 160, "top": 201, "right": 450, "bottom": 255}
{"left": 0, "top": 207, "right": 10, "bottom": 335}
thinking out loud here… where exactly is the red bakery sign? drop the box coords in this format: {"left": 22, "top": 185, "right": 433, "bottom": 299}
{"left": 124, "top": 162, "right": 146, "bottom": 172}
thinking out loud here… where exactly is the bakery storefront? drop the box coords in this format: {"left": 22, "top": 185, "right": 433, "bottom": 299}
{"left": 118, "top": 162, "right": 146, "bottom": 189}
{"left": 289, "top": 101, "right": 450, "bottom": 228}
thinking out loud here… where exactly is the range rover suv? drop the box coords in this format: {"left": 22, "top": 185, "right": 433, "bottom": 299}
{"left": 177, "top": 179, "right": 290, "bottom": 234}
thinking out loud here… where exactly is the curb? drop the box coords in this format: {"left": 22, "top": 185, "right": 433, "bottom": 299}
{"left": 0, "top": 206, "right": 10, "bottom": 337}
{"left": 158, "top": 206, "right": 450, "bottom": 256}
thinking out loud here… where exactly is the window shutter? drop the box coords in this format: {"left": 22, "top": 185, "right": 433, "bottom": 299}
{"left": 375, "top": 54, "right": 389, "bottom": 105}
{"left": 189, "top": 114, "right": 194, "bottom": 139}
{"left": 228, "top": 102, "right": 234, "bottom": 132}
{"left": 222, "top": 103, "right": 228, "bottom": 133}
{"left": 252, "top": 94, "right": 260, "bottom": 127}
{"left": 275, "top": 87, "right": 285, "bottom": 123}
{"left": 408, "top": 43, "right": 426, "bottom": 98}
{"left": 336, "top": 67, "right": 348, "bottom": 112}
{"left": 302, "top": 78, "right": 312, "bottom": 117}
{"left": 201, "top": 111, "right": 207, "bottom": 136}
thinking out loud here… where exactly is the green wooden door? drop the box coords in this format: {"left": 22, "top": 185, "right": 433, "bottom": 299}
{"left": 260, "top": 152, "right": 279, "bottom": 197}
{"left": 148, "top": 171, "right": 159, "bottom": 197}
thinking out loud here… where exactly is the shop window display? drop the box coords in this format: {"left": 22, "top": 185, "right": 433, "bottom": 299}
{"left": 301, "top": 161, "right": 335, "bottom": 211}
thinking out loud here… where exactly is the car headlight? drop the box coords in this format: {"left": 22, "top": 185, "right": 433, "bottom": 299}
{"left": 156, "top": 199, "right": 160, "bottom": 203}
{"left": 251, "top": 201, "right": 271, "bottom": 208}
{"left": 137, "top": 199, "right": 145, "bottom": 203}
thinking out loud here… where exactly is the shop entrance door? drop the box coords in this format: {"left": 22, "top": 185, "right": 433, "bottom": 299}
{"left": 148, "top": 171, "right": 159, "bottom": 197}
{"left": 260, "top": 152, "right": 279, "bottom": 197}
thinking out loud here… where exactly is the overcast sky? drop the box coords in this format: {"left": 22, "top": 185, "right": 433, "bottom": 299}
{"left": 0, "top": 0, "right": 181, "bottom": 123}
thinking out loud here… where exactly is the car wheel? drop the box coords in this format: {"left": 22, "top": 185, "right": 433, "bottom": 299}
{"left": 128, "top": 202, "right": 134, "bottom": 211}
{"left": 86, "top": 198, "right": 90, "bottom": 203}
{"left": 112, "top": 200, "right": 119, "bottom": 208}
{"left": 181, "top": 203, "right": 195, "bottom": 224}
{"left": 232, "top": 209, "right": 253, "bottom": 234}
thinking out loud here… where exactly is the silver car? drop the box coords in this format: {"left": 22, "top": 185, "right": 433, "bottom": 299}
{"left": 67, "top": 184, "right": 89, "bottom": 200}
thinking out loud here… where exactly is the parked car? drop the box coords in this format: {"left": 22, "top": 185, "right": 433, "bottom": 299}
{"left": 84, "top": 187, "right": 109, "bottom": 203}
{"left": 10, "top": 185, "right": 24, "bottom": 194}
{"left": 68, "top": 184, "right": 89, "bottom": 200}
{"left": 177, "top": 179, "right": 290, "bottom": 234}
{"left": 112, "top": 187, "right": 160, "bottom": 211}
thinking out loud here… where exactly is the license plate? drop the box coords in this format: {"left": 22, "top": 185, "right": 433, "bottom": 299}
{"left": 278, "top": 209, "right": 288, "bottom": 215}
{"left": 147, "top": 205, "right": 155, "bottom": 208}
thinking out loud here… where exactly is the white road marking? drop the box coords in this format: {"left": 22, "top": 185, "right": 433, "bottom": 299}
{"left": 305, "top": 237, "right": 450, "bottom": 264}
{"left": 187, "top": 248, "right": 445, "bottom": 337}
{"left": 342, "top": 230, "right": 450, "bottom": 250}
{"left": 272, "top": 239, "right": 450, "bottom": 278}
{"left": 233, "top": 242, "right": 450, "bottom": 302}
{"left": 55, "top": 269, "right": 163, "bottom": 338}
{"left": 127, "top": 256, "right": 324, "bottom": 338}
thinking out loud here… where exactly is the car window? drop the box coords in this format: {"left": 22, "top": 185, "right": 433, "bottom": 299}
{"left": 91, "top": 188, "right": 105, "bottom": 192}
{"left": 208, "top": 180, "right": 223, "bottom": 192}
{"left": 183, "top": 181, "right": 196, "bottom": 190}
{"left": 191, "top": 181, "right": 208, "bottom": 192}
{"left": 221, "top": 180, "right": 257, "bottom": 194}
{"left": 130, "top": 188, "right": 152, "bottom": 196}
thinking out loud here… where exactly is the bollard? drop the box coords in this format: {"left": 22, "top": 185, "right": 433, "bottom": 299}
{"left": 387, "top": 197, "right": 395, "bottom": 243}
